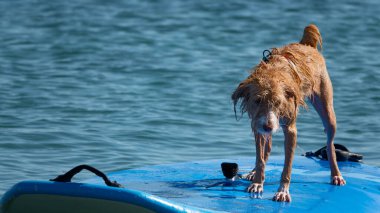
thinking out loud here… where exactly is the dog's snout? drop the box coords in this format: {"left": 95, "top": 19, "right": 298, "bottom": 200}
{"left": 263, "top": 124, "right": 273, "bottom": 132}
{"left": 256, "top": 111, "right": 279, "bottom": 134}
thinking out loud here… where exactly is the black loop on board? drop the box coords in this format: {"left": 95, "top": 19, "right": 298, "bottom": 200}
{"left": 50, "top": 164, "right": 123, "bottom": 188}
{"left": 304, "top": 144, "right": 363, "bottom": 162}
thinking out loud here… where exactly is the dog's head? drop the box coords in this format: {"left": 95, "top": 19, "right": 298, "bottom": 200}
{"left": 232, "top": 60, "right": 305, "bottom": 134}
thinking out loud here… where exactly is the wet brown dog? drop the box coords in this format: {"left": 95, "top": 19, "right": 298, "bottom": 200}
{"left": 232, "top": 24, "right": 345, "bottom": 202}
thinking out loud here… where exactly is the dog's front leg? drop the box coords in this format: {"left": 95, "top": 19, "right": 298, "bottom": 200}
{"left": 247, "top": 132, "right": 267, "bottom": 197}
{"left": 273, "top": 124, "right": 297, "bottom": 202}
{"left": 245, "top": 135, "right": 272, "bottom": 181}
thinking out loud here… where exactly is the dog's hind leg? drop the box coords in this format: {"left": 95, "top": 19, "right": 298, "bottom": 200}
{"left": 273, "top": 123, "right": 297, "bottom": 202}
{"left": 245, "top": 135, "right": 272, "bottom": 181}
{"left": 309, "top": 75, "right": 346, "bottom": 185}
{"left": 247, "top": 132, "right": 268, "bottom": 197}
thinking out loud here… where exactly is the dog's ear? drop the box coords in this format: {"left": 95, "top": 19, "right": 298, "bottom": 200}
{"left": 231, "top": 80, "right": 253, "bottom": 120}
{"left": 285, "top": 89, "right": 306, "bottom": 111}
{"left": 285, "top": 90, "right": 298, "bottom": 111}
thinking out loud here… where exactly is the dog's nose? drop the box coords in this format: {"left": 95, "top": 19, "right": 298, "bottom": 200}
{"left": 263, "top": 124, "right": 273, "bottom": 132}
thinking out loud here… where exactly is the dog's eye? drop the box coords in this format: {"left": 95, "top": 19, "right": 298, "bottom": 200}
{"left": 285, "top": 91, "right": 293, "bottom": 99}
{"left": 255, "top": 98, "right": 262, "bottom": 105}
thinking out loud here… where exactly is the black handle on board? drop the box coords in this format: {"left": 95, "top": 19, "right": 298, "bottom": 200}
{"left": 50, "top": 164, "right": 123, "bottom": 188}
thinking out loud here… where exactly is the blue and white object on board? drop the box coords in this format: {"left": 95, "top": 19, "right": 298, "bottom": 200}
{"left": 1, "top": 156, "right": 380, "bottom": 213}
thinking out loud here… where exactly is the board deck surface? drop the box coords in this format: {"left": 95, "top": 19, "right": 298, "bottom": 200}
{"left": 1, "top": 156, "right": 380, "bottom": 213}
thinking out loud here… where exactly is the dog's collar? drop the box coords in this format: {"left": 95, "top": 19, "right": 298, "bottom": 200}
{"left": 262, "top": 50, "right": 271, "bottom": 63}
{"left": 262, "top": 49, "right": 300, "bottom": 76}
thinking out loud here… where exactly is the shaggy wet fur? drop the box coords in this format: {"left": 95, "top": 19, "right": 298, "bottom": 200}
{"left": 232, "top": 24, "right": 345, "bottom": 202}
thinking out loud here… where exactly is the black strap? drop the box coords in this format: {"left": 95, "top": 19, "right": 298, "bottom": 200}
{"left": 304, "top": 144, "right": 363, "bottom": 162}
{"left": 50, "top": 164, "right": 123, "bottom": 188}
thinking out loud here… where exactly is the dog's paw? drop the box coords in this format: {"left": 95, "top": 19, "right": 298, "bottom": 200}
{"left": 243, "top": 170, "right": 256, "bottom": 181}
{"left": 247, "top": 183, "right": 263, "bottom": 198}
{"left": 331, "top": 176, "right": 346, "bottom": 186}
{"left": 272, "top": 190, "right": 291, "bottom": 202}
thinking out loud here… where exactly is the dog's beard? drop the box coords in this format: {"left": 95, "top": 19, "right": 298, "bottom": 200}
{"left": 256, "top": 111, "right": 280, "bottom": 135}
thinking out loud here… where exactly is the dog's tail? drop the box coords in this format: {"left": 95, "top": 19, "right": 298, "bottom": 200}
{"left": 300, "top": 24, "right": 322, "bottom": 50}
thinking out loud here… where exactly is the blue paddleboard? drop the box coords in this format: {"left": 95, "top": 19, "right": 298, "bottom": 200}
{"left": 1, "top": 156, "right": 380, "bottom": 212}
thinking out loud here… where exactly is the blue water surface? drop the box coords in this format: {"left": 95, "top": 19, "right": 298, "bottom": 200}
{"left": 0, "top": 0, "right": 379, "bottom": 194}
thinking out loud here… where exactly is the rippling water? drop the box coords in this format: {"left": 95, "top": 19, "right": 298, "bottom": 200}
{"left": 1, "top": 0, "right": 379, "bottom": 194}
